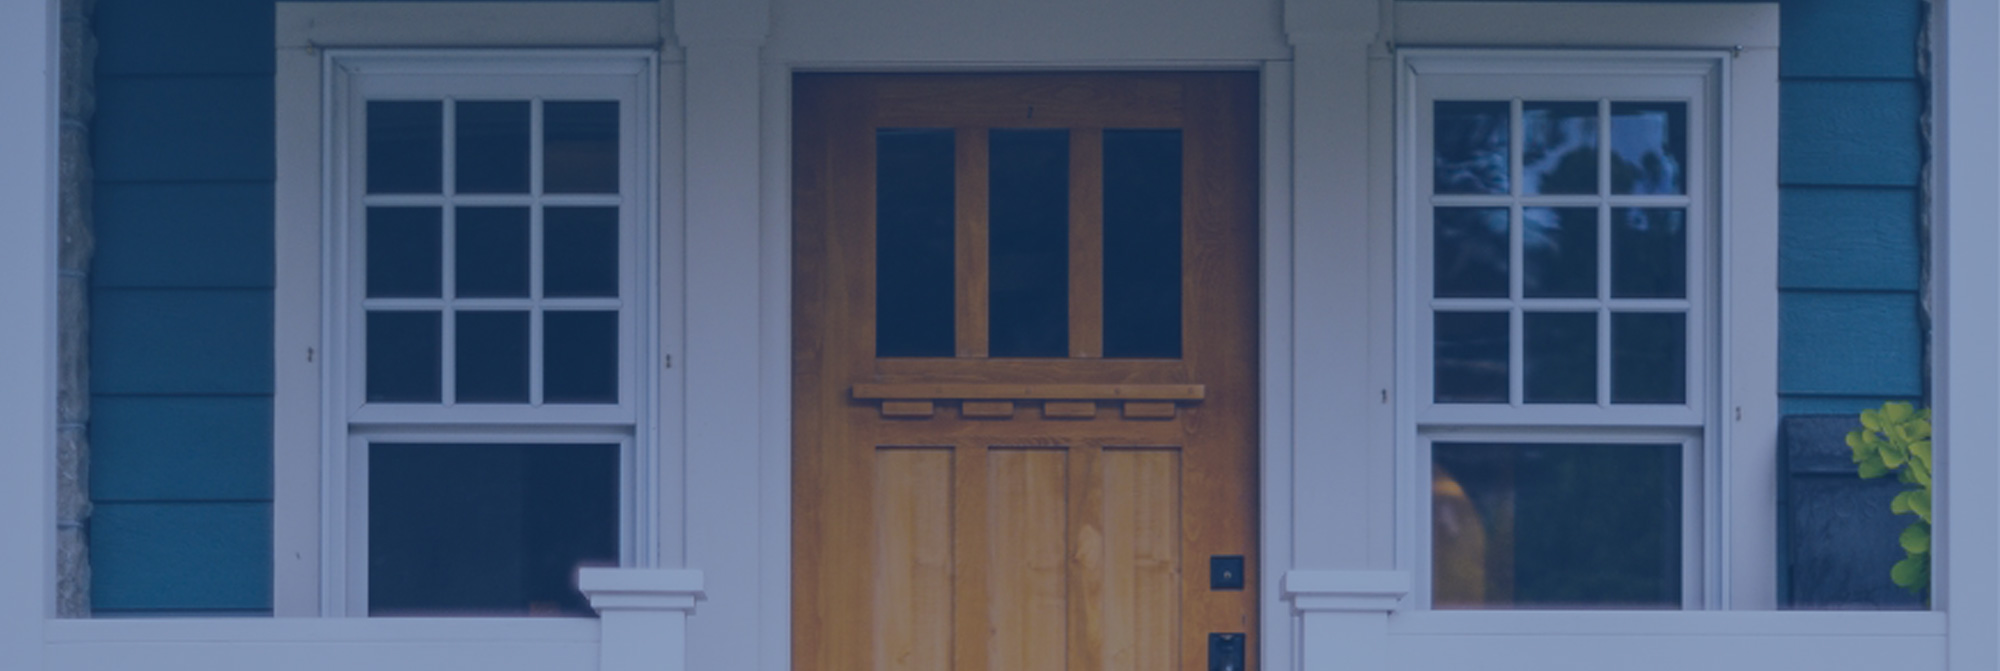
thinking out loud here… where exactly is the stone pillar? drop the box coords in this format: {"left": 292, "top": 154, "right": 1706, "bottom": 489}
{"left": 55, "top": 0, "right": 94, "bottom": 619}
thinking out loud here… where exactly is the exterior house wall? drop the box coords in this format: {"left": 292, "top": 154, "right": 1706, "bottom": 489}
{"left": 82, "top": 0, "right": 1931, "bottom": 625}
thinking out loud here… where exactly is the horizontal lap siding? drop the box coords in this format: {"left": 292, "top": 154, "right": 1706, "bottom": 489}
{"left": 89, "top": 0, "right": 274, "bottom": 615}
{"left": 1776, "top": 0, "right": 1926, "bottom": 417}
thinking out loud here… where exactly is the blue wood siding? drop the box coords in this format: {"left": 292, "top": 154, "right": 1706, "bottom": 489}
{"left": 88, "top": 0, "right": 275, "bottom": 615}
{"left": 1777, "top": 0, "right": 1927, "bottom": 416}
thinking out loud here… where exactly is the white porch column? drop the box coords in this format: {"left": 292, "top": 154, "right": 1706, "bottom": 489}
{"left": 581, "top": 568, "right": 706, "bottom": 671}
{"left": 673, "top": 1, "right": 772, "bottom": 671}
{"left": 1936, "top": 0, "right": 2000, "bottom": 669}
{"left": 1284, "top": 571, "right": 1410, "bottom": 671}
{"left": 0, "top": 0, "right": 59, "bottom": 662}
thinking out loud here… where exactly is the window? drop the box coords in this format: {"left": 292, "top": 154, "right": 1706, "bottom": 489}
{"left": 310, "top": 52, "right": 658, "bottom": 616}
{"left": 1401, "top": 52, "right": 1728, "bottom": 609}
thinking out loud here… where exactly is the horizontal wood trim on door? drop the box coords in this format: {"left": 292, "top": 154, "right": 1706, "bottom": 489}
{"left": 852, "top": 382, "right": 1205, "bottom": 401}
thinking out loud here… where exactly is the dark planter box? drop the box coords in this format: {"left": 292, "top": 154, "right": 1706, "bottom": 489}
{"left": 1779, "top": 414, "right": 1925, "bottom": 609}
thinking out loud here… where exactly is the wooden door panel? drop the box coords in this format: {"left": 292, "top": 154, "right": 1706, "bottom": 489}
{"left": 797, "top": 72, "right": 1257, "bottom": 671}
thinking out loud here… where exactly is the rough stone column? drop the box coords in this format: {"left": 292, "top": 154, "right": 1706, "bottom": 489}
{"left": 56, "top": 0, "right": 95, "bottom": 619}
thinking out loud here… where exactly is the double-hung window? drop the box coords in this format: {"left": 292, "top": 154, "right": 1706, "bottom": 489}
{"left": 317, "top": 52, "right": 657, "bottom": 617}
{"left": 1402, "top": 52, "right": 1729, "bottom": 610}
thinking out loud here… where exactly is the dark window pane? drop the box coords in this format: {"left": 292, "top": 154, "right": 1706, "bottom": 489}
{"left": 456, "top": 311, "right": 530, "bottom": 404}
{"left": 456, "top": 101, "right": 531, "bottom": 194}
{"left": 544, "top": 101, "right": 619, "bottom": 194}
{"left": 545, "top": 310, "right": 618, "bottom": 404}
{"left": 1611, "top": 102, "right": 1687, "bottom": 195}
{"left": 1433, "top": 442, "right": 1682, "bottom": 609}
{"left": 875, "top": 129, "right": 956, "bottom": 357}
{"left": 367, "top": 207, "right": 443, "bottom": 299}
{"left": 1612, "top": 312, "right": 1687, "bottom": 404}
{"left": 1434, "top": 101, "right": 1510, "bottom": 195}
{"left": 367, "top": 311, "right": 441, "bottom": 403}
{"left": 1435, "top": 311, "right": 1509, "bottom": 403}
{"left": 1435, "top": 208, "right": 1509, "bottom": 298}
{"left": 1523, "top": 207, "right": 1598, "bottom": 299}
{"left": 544, "top": 207, "right": 619, "bottom": 298}
{"left": 1522, "top": 102, "right": 1598, "bottom": 195}
{"left": 988, "top": 129, "right": 1069, "bottom": 358}
{"left": 367, "top": 101, "right": 442, "bottom": 194}
{"left": 456, "top": 207, "right": 531, "bottom": 298}
{"left": 1612, "top": 208, "right": 1687, "bottom": 299}
{"left": 1524, "top": 312, "right": 1597, "bottom": 404}
{"left": 1102, "top": 129, "right": 1182, "bottom": 359}
{"left": 369, "top": 442, "right": 618, "bottom": 617}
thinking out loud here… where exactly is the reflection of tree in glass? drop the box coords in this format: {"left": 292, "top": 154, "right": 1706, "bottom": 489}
{"left": 1434, "top": 101, "right": 1510, "bottom": 194}
{"left": 1522, "top": 102, "right": 1598, "bottom": 195}
{"left": 1611, "top": 103, "right": 1686, "bottom": 195}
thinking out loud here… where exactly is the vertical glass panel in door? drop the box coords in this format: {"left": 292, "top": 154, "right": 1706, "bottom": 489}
{"left": 1432, "top": 442, "right": 1682, "bottom": 609}
{"left": 1523, "top": 311, "right": 1596, "bottom": 404}
{"left": 369, "top": 442, "right": 618, "bottom": 616}
{"left": 367, "top": 311, "right": 442, "bottom": 403}
{"left": 456, "top": 101, "right": 532, "bottom": 194}
{"left": 1521, "top": 102, "right": 1598, "bottom": 195}
{"left": 1103, "top": 129, "right": 1182, "bottom": 359}
{"left": 544, "top": 310, "right": 618, "bottom": 404}
{"left": 1522, "top": 207, "right": 1597, "bottom": 299}
{"left": 1611, "top": 102, "right": 1687, "bottom": 195}
{"left": 1434, "top": 208, "right": 1509, "bottom": 298}
{"left": 456, "top": 207, "right": 531, "bottom": 298}
{"left": 544, "top": 207, "right": 620, "bottom": 298}
{"left": 1435, "top": 311, "right": 1509, "bottom": 404}
{"left": 544, "top": 101, "right": 619, "bottom": 194}
{"left": 1611, "top": 208, "right": 1687, "bottom": 299}
{"left": 989, "top": 129, "right": 1070, "bottom": 358}
{"left": 367, "top": 207, "right": 442, "bottom": 299}
{"left": 1612, "top": 312, "right": 1687, "bottom": 404}
{"left": 875, "top": 129, "right": 956, "bottom": 357}
{"left": 1434, "top": 101, "right": 1510, "bottom": 195}
{"left": 456, "top": 311, "right": 530, "bottom": 404}
{"left": 368, "top": 101, "right": 442, "bottom": 194}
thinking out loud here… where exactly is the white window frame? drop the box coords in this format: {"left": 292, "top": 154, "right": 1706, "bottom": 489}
{"left": 279, "top": 48, "right": 668, "bottom": 617}
{"left": 1395, "top": 50, "right": 1756, "bottom": 611}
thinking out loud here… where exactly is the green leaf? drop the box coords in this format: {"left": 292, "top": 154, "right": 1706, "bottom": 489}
{"left": 1892, "top": 555, "right": 1928, "bottom": 592}
{"left": 1910, "top": 440, "right": 1933, "bottom": 470}
{"left": 1911, "top": 416, "right": 1933, "bottom": 440}
{"left": 1860, "top": 458, "right": 1891, "bottom": 479}
{"left": 1901, "top": 524, "right": 1931, "bottom": 554}
{"left": 1911, "top": 489, "right": 1933, "bottom": 523}
{"left": 1911, "top": 464, "right": 1931, "bottom": 487}
{"left": 1880, "top": 445, "right": 1906, "bottom": 469}
{"left": 1846, "top": 431, "right": 1865, "bottom": 449}
{"left": 1891, "top": 490, "right": 1913, "bottom": 514}
{"left": 1884, "top": 402, "right": 1915, "bottom": 423}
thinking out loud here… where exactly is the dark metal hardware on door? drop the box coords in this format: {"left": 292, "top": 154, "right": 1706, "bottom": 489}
{"left": 1209, "top": 633, "right": 1245, "bottom": 671}
{"left": 1210, "top": 555, "right": 1244, "bottom": 590}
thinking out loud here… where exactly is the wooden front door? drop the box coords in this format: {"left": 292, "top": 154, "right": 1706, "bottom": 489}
{"left": 794, "top": 73, "right": 1258, "bottom": 671}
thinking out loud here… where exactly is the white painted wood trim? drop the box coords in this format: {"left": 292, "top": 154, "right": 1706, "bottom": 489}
{"left": 1393, "top": 2, "right": 1779, "bottom": 50}
{"left": 1936, "top": 0, "right": 2000, "bottom": 669}
{"left": 0, "top": 2, "right": 57, "bottom": 667}
{"left": 1257, "top": 60, "right": 1297, "bottom": 671}
{"left": 580, "top": 567, "right": 702, "bottom": 671}
{"left": 1283, "top": 570, "right": 1413, "bottom": 612}
{"left": 275, "top": 2, "right": 668, "bottom": 53}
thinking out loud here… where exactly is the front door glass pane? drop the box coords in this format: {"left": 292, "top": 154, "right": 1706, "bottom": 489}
{"left": 875, "top": 129, "right": 957, "bottom": 357}
{"left": 988, "top": 129, "right": 1071, "bottom": 358}
{"left": 1103, "top": 129, "right": 1183, "bottom": 359}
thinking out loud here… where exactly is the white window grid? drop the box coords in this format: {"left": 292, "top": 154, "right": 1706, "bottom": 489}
{"left": 321, "top": 52, "right": 659, "bottom": 616}
{"left": 1397, "top": 52, "right": 1729, "bottom": 610}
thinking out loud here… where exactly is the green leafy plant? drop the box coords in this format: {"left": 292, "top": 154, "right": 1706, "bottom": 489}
{"left": 1846, "top": 401, "right": 1932, "bottom": 596}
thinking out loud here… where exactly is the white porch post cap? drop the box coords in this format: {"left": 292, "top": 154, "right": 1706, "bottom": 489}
{"left": 578, "top": 568, "right": 706, "bottom": 613}
{"left": 1282, "top": 570, "right": 1412, "bottom": 613}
